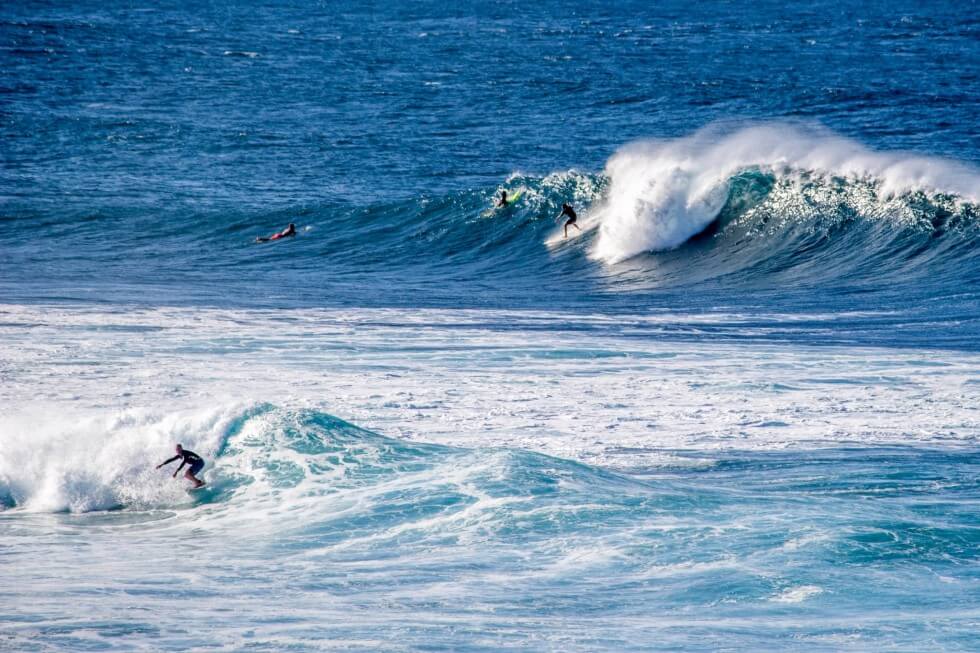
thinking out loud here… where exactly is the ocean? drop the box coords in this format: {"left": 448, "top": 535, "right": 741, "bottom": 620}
{"left": 2, "top": 0, "right": 980, "bottom": 650}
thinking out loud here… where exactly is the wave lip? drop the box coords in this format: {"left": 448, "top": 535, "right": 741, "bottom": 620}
{"left": 592, "top": 123, "right": 980, "bottom": 264}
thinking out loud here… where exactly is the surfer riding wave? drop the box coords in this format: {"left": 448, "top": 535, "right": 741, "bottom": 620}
{"left": 156, "top": 444, "right": 206, "bottom": 488}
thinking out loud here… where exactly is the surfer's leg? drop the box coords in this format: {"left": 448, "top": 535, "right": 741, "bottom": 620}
{"left": 186, "top": 461, "right": 205, "bottom": 487}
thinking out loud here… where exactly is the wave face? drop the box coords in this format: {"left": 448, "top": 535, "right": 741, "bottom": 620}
{"left": 4, "top": 404, "right": 980, "bottom": 650}
{"left": 3, "top": 125, "right": 979, "bottom": 313}
{"left": 592, "top": 124, "right": 980, "bottom": 264}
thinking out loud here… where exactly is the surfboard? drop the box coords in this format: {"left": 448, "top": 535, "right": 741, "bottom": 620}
{"left": 545, "top": 213, "right": 594, "bottom": 247}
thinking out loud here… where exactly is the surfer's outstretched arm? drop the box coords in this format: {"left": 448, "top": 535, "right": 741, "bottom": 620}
{"left": 156, "top": 455, "right": 179, "bottom": 469}
{"left": 172, "top": 459, "right": 187, "bottom": 478}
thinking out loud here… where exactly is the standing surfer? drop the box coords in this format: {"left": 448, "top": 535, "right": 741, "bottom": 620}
{"left": 496, "top": 190, "right": 509, "bottom": 207}
{"left": 156, "top": 444, "right": 206, "bottom": 488}
{"left": 256, "top": 222, "right": 296, "bottom": 243}
{"left": 556, "top": 203, "right": 580, "bottom": 238}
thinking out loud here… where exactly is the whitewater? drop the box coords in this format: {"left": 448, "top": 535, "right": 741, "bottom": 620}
{"left": 4, "top": 301, "right": 980, "bottom": 650}
{"left": 592, "top": 123, "right": 980, "bottom": 263}
{"left": 4, "top": 0, "right": 980, "bottom": 650}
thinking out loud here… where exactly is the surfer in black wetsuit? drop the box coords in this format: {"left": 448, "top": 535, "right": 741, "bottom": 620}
{"left": 157, "top": 444, "right": 206, "bottom": 488}
{"left": 556, "top": 203, "right": 580, "bottom": 238}
{"left": 496, "top": 190, "right": 509, "bottom": 207}
{"left": 256, "top": 223, "right": 296, "bottom": 243}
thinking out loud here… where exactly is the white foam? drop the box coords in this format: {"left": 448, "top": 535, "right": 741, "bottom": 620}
{"left": 592, "top": 123, "right": 980, "bottom": 263}
{"left": 3, "top": 301, "right": 980, "bottom": 515}
{"left": 771, "top": 585, "right": 824, "bottom": 603}
{"left": 0, "top": 405, "right": 242, "bottom": 512}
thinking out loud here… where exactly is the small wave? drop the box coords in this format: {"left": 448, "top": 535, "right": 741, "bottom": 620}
{"left": 0, "top": 404, "right": 648, "bottom": 520}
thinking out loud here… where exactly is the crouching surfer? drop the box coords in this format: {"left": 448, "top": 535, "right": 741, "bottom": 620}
{"left": 157, "top": 444, "right": 206, "bottom": 488}
{"left": 556, "top": 203, "right": 580, "bottom": 238}
{"left": 256, "top": 222, "right": 296, "bottom": 243}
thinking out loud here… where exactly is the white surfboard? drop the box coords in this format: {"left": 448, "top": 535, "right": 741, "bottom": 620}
{"left": 545, "top": 214, "right": 597, "bottom": 248}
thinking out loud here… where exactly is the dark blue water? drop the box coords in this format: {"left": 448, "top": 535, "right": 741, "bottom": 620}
{"left": 3, "top": 0, "right": 979, "bottom": 331}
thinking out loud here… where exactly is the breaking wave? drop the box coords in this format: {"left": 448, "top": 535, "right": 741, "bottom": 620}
{"left": 4, "top": 123, "right": 979, "bottom": 303}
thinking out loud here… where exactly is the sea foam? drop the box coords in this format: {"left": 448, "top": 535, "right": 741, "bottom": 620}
{"left": 592, "top": 123, "right": 980, "bottom": 263}
{"left": 0, "top": 405, "right": 240, "bottom": 512}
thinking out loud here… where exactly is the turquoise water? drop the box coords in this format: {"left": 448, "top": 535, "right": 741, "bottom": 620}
{"left": 6, "top": 407, "right": 980, "bottom": 651}
{"left": 3, "top": 306, "right": 980, "bottom": 650}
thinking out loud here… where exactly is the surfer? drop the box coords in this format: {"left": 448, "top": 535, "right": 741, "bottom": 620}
{"left": 495, "top": 190, "right": 509, "bottom": 207}
{"left": 556, "top": 203, "right": 580, "bottom": 238}
{"left": 256, "top": 222, "right": 296, "bottom": 243}
{"left": 156, "top": 444, "right": 206, "bottom": 488}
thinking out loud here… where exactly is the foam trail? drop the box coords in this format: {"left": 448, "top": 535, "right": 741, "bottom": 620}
{"left": 592, "top": 123, "right": 980, "bottom": 263}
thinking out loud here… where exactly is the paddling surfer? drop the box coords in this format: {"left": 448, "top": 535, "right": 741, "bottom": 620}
{"left": 256, "top": 223, "right": 296, "bottom": 243}
{"left": 156, "top": 444, "right": 206, "bottom": 488}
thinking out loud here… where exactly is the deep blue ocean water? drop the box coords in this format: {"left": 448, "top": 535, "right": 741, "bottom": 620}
{"left": 4, "top": 0, "right": 980, "bottom": 321}
{"left": 2, "top": 1, "right": 980, "bottom": 651}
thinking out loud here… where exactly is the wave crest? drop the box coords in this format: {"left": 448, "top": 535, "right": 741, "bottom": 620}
{"left": 591, "top": 123, "right": 980, "bottom": 263}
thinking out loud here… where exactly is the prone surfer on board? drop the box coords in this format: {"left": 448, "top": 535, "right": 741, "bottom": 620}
{"left": 256, "top": 223, "right": 296, "bottom": 243}
{"left": 556, "top": 203, "right": 580, "bottom": 238}
{"left": 157, "top": 444, "right": 206, "bottom": 488}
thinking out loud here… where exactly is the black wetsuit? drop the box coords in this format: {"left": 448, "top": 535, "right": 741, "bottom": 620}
{"left": 163, "top": 450, "right": 204, "bottom": 474}
{"left": 561, "top": 204, "right": 577, "bottom": 223}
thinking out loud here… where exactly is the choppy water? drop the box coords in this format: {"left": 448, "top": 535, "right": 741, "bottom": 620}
{"left": 2, "top": 0, "right": 980, "bottom": 651}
